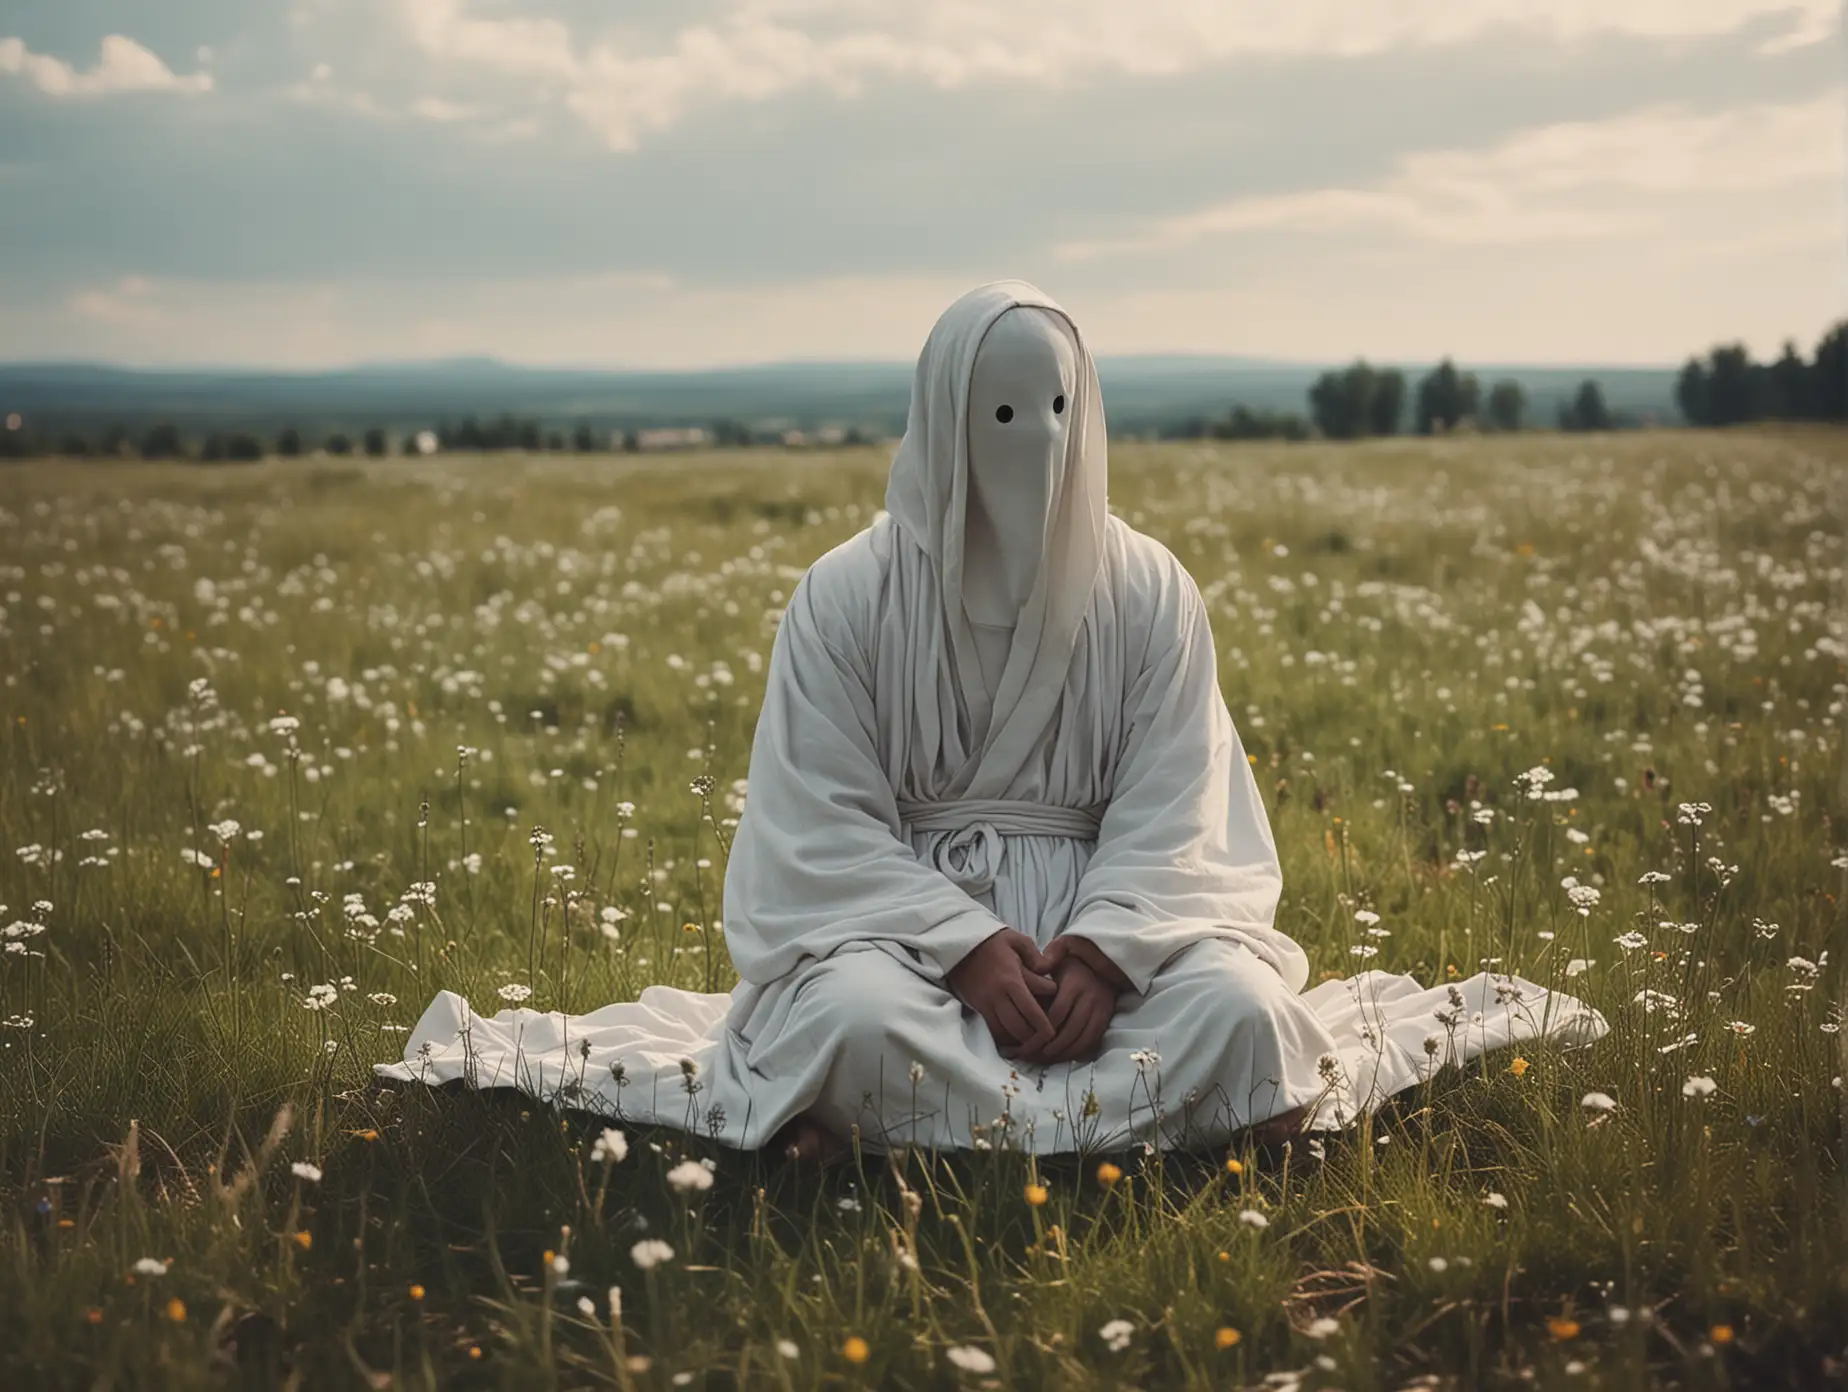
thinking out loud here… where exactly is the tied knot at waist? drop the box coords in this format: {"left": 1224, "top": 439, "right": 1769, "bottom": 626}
{"left": 896, "top": 797, "right": 1105, "bottom": 896}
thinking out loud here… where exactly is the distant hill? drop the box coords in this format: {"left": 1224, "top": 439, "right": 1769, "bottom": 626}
{"left": 0, "top": 355, "right": 1682, "bottom": 438}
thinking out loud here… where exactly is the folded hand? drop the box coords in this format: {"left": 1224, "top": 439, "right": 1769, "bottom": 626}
{"left": 1006, "top": 942, "right": 1123, "bottom": 1065}
{"left": 946, "top": 928, "right": 1058, "bottom": 1056}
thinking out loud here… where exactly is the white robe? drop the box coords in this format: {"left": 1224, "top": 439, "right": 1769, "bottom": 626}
{"left": 378, "top": 282, "right": 1606, "bottom": 1151}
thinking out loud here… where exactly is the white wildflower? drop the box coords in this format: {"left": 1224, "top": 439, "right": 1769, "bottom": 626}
{"left": 1633, "top": 989, "right": 1681, "bottom": 1019}
{"left": 1517, "top": 766, "right": 1556, "bottom": 798}
{"left": 630, "top": 1239, "right": 675, "bottom": 1270}
{"left": 666, "top": 1159, "right": 714, "bottom": 1193}
{"left": 303, "top": 983, "right": 338, "bottom": 1011}
{"left": 946, "top": 1346, "right": 997, "bottom": 1373}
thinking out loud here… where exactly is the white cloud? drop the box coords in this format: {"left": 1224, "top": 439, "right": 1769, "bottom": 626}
{"left": 284, "top": 77, "right": 384, "bottom": 118}
{"left": 68, "top": 274, "right": 162, "bottom": 325}
{"left": 25, "top": 270, "right": 965, "bottom": 368}
{"left": 389, "top": 0, "right": 1839, "bottom": 150}
{"left": 565, "top": 20, "right": 872, "bottom": 152}
{"left": 759, "top": 0, "right": 1842, "bottom": 74}
{"left": 410, "top": 95, "right": 475, "bottom": 122}
{"left": 46, "top": 275, "right": 349, "bottom": 363}
{"left": 1754, "top": 0, "right": 1842, "bottom": 50}
{"left": 0, "top": 35, "right": 213, "bottom": 98}
{"left": 19, "top": 208, "right": 1839, "bottom": 368}
{"left": 1056, "top": 211, "right": 1843, "bottom": 364}
{"left": 400, "top": 0, "right": 576, "bottom": 80}
{"left": 1056, "top": 92, "right": 1846, "bottom": 258}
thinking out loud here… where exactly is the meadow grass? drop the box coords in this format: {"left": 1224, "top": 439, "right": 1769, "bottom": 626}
{"left": 1, "top": 430, "right": 1844, "bottom": 1390}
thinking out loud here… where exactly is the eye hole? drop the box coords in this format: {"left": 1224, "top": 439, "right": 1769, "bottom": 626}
{"left": 1053, "top": 394, "right": 1066, "bottom": 415}
{"left": 995, "top": 404, "right": 1014, "bottom": 424}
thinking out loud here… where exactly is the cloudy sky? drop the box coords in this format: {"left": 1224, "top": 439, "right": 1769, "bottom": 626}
{"left": 0, "top": 0, "right": 1841, "bottom": 368}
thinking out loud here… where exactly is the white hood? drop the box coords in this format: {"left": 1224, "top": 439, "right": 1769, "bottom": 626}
{"left": 884, "top": 280, "right": 1109, "bottom": 780}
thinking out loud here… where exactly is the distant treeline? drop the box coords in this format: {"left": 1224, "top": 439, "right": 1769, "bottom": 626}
{"left": 3, "top": 322, "right": 1841, "bottom": 461}
{"left": 1675, "top": 324, "right": 1846, "bottom": 426}
{"left": 1165, "top": 361, "right": 1625, "bottom": 441}
{"left": 1165, "top": 319, "right": 1847, "bottom": 443}
{"left": 0, "top": 413, "right": 875, "bottom": 462}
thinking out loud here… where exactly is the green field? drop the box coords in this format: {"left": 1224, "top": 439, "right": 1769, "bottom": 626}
{"left": 2, "top": 432, "right": 1844, "bottom": 1389}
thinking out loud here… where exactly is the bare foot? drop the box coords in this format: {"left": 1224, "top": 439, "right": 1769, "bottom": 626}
{"left": 771, "top": 1112, "right": 847, "bottom": 1166}
{"left": 1248, "top": 1104, "right": 1310, "bottom": 1151}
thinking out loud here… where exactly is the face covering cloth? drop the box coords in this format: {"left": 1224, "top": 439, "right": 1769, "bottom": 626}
{"left": 378, "top": 281, "right": 1606, "bottom": 1153}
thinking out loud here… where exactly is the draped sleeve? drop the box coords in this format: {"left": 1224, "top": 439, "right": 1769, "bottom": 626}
{"left": 1061, "top": 545, "right": 1310, "bottom": 996}
{"left": 719, "top": 544, "right": 1007, "bottom": 986}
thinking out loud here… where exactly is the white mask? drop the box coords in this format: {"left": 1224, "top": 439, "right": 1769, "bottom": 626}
{"left": 884, "top": 280, "right": 1109, "bottom": 780}
{"left": 961, "top": 307, "right": 1079, "bottom": 626}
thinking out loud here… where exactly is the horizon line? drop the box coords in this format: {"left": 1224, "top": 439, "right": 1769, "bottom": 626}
{"left": 0, "top": 351, "right": 1689, "bottom": 376}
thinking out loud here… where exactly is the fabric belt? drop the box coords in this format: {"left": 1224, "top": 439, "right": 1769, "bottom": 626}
{"left": 897, "top": 798, "right": 1105, "bottom": 896}
{"left": 896, "top": 798, "right": 1105, "bottom": 839}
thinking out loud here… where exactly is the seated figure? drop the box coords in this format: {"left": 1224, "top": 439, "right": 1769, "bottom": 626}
{"left": 379, "top": 282, "right": 1605, "bottom": 1156}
